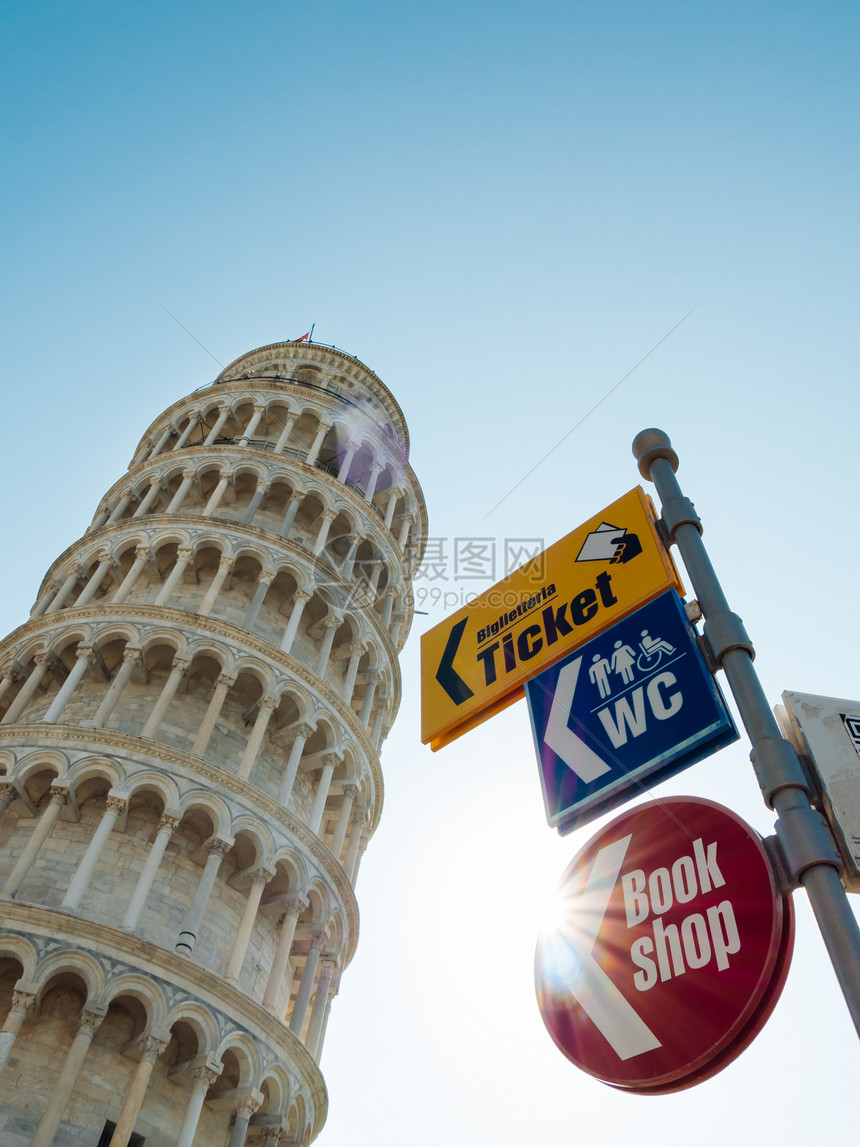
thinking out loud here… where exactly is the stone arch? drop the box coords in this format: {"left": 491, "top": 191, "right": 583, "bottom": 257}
{"left": 0, "top": 934, "right": 38, "bottom": 982}
{"left": 98, "top": 973, "right": 166, "bottom": 1032}
{"left": 34, "top": 950, "right": 105, "bottom": 1005}
{"left": 162, "top": 1001, "right": 220, "bottom": 1057}
{"left": 66, "top": 756, "right": 124, "bottom": 795}
{"left": 214, "top": 1030, "right": 263, "bottom": 1086}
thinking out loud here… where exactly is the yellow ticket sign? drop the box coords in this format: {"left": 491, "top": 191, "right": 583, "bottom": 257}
{"left": 421, "top": 487, "right": 684, "bottom": 750}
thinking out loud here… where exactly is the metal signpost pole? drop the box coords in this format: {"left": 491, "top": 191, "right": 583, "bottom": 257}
{"left": 632, "top": 428, "right": 860, "bottom": 1037}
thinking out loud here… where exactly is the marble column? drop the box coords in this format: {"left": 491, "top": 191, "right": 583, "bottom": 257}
{"left": 312, "top": 509, "right": 337, "bottom": 556}
{"left": 107, "top": 1033, "right": 168, "bottom": 1147}
{"left": 305, "top": 422, "right": 331, "bottom": 467}
{"left": 305, "top": 959, "right": 335, "bottom": 1057}
{"left": 203, "top": 404, "right": 231, "bottom": 445}
{"left": 61, "top": 795, "right": 126, "bottom": 910}
{"left": 272, "top": 411, "right": 297, "bottom": 454}
{"left": 289, "top": 931, "right": 325, "bottom": 1037}
{"left": 91, "top": 647, "right": 140, "bottom": 729}
{"left": 140, "top": 657, "right": 189, "bottom": 739}
{"left": 122, "top": 814, "right": 180, "bottom": 930}
{"left": 277, "top": 723, "right": 314, "bottom": 805}
{"left": 384, "top": 490, "right": 398, "bottom": 529}
{"left": 364, "top": 462, "right": 384, "bottom": 503}
{"left": 236, "top": 696, "right": 278, "bottom": 780}
{"left": 0, "top": 985, "right": 36, "bottom": 1076}
{"left": 227, "top": 1090, "right": 263, "bottom": 1147}
{"left": 42, "top": 646, "right": 94, "bottom": 724}
{"left": 148, "top": 424, "right": 174, "bottom": 458}
{"left": 225, "top": 867, "right": 274, "bottom": 982}
{"left": 262, "top": 896, "right": 305, "bottom": 1011}
{"left": 111, "top": 546, "right": 151, "bottom": 604}
{"left": 43, "top": 571, "right": 80, "bottom": 614}
{"left": 337, "top": 440, "right": 357, "bottom": 483}
{"left": 132, "top": 478, "right": 163, "bottom": 518}
{"left": 314, "top": 617, "right": 340, "bottom": 677}
{"left": 153, "top": 547, "right": 193, "bottom": 607}
{"left": 172, "top": 412, "right": 201, "bottom": 450}
{"left": 105, "top": 493, "right": 134, "bottom": 525}
{"left": 242, "top": 571, "right": 274, "bottom": 629}
{"left": 309, "top": 754, "right": 338, "bottom": 836}
{"left": 75, "top": 554, "right": 115, "bottom": 607}
{"left": 175, "top": 1064, "right": 222, "bottom": 1147}
{"left": 165, "top": 470, "right": 197, "bottom": 514}
{"left": 278, "top": 490, "right": 305, "bottom": 538}
{"left": 3, "top": 786, "right": 69, "bottom": 897}
{"left": 202, "top": 469, "right": 233, "bottom": 517}
{"left": 341, "top": 643, "right": 365, "bottom": 703}
{"left": 1, "top": 653, "right": 53, "bottom": 725}
{"left": 238, "top": 403, "right": 266, "bottom": 445}
{"left": 176, "top": 838, "right": 231, "bottom": 956}
{"left": 198, "top": 555, "right": 234, "bottom": 616}
{"left": 30, "top": 1008, "right": 106, "bottom": 1147}
{"left": 242, "top": 480, "right": 269, "bottom": 524}
{"left": 343, "top": 809, "right": 365, "bottom": 879}
{"left": 190, "top": 673, "right": 235, "bottom": 757}
{"left": 279, "top": 591, "right": 310, "bottom": 655}
{"left": 330, "top": 784, "right": 358, "bottom": 859}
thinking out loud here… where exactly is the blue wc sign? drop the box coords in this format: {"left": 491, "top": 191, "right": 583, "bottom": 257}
{"left": 525, "top": 590, "right": 737, "bottom": 834}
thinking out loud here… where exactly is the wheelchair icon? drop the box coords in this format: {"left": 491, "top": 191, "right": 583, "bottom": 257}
{"left": 635, "top": 629, "right": 676, "bottom": 673}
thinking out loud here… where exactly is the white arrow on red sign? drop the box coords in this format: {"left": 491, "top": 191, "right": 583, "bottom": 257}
{"left": 535, "top": 797, "right": 794, "bottom": 1092}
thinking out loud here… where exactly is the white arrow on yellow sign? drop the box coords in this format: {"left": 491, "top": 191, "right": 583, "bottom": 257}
{"left": 420, "top": 487, "right": 684, "bottom": 751}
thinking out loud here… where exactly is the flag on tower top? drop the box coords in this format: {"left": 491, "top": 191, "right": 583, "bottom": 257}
{"left": 292, "top": 331, "right": 310, "bottom": 343}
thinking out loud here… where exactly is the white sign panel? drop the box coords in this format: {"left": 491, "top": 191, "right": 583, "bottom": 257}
{"left": 777, "top": 690, "right": 860, "bottom": 892}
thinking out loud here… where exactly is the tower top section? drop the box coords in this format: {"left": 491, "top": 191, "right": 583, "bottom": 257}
{"left": 214, "top": 340, "right": 412, "bottom": 460}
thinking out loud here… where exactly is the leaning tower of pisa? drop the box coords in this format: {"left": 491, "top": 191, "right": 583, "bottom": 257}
{"left": 0, "top": 340, "right": 426, "bottom": 1147}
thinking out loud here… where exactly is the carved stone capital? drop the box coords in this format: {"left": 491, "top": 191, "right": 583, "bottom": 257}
{"left": 77, "top": 1009, "right": 105, "bottom": 1039}
{"left": 157, "top": 814, "right": 181, "bottom": 835}
{"left": 258, "top": 571, "right": 276, "bottom": 587}
{"left": 48, "top": 786, "right": 70, "bottom": 805}
{"left": 245, "top": 865, "right": 276, "bottom": 888}
{"left": 259, "top": 694, "right": 279, "bottom": 714}
{"left": 76, "top": 646, "right": 96, "bottom": 665}
{"left": 122, "top": 646, "right": 142, "bottom": 666}
{"left": 215, "top": 673, "right": 236, "bottom": 690}
{"left": 309, "top": 929, "right": 326, "bottom": 951}
{"left": 341, "top": 783, "right": 360, "bottom": 801}
{"left": 105, "top": 795, "right": 127, "bottom": 817}
{"left": 218, "top": 554, "right": 235, "bottom": 571}
{"left": 175, "top": 546, "right": 193, "bottom": 562}
{"left": 190, "top": 1064, "right": 221, "bottom": 1092}
{"left": 235, "top": 1089, "right": 263, "bottom": 1121}
{"left": 138, "top": 1033, "right": 169, "bottom": 1062}
{"left": 284, "top": 896, "right": 307, "bottom": 918}
{"left": 322, "top": 752, "right": 342, "bottom": 770}
{"left": 289, "top": 722, "right": 315, "bottom": 745}
{"left": 134, "top": 545, "right": 152, "bottom": 561}
{"left": 206, "top": 837, "right": 232, "bottom": 861}
{"left": 8, "top": 989, "right": 36, "bottom": 1018}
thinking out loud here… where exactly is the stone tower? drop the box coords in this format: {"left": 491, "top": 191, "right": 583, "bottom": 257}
{"left": 0, "top": 340, "right": 426, "bottom": 1147}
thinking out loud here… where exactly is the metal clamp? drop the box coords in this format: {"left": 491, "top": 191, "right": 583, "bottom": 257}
{"left": 773, "top": 801, "right": 843, "bottom": 889}
{"left": 660, "top": 494, "right": 702, "bottom": 539}
{"left": 751, "top": 737, "right": 813, "bottom": 805}
{"left": 703, "top": 609, "right": 755, "bottom": 665}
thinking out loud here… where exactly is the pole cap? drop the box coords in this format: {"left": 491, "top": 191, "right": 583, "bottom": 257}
{"left": 632, "top": 428, "right": 679, "bottom": 480}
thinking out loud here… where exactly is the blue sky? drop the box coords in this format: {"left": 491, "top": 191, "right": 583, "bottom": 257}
{"left": 3, "top": 1, "right": 860, "bottom": 1143}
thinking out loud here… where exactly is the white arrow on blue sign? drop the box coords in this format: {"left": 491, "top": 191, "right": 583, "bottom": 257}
{"left": 525, "top": 590, "right": 738, "bottom": 834}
